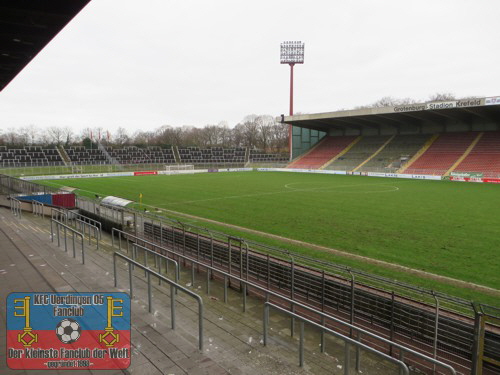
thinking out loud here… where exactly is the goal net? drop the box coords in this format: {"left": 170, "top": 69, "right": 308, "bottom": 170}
{"left": 164, "top": 164, "right": 195, "bottom": 175}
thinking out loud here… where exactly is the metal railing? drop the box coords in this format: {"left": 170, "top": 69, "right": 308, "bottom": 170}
{"left": 474, "top": 312, "right": 500, "bottom": 375}
{"left": 111, "top": 228, "right": 248, "bottom": 307}
{"left": 76, "top": 219, "right": 100, "bottom": 250}
{"left": 263, "top": 302, "right": 409, "bottom": 375}
{"left": 51, "top": 208, "right": 68, "bottom": 241}
{"left": 32, "top": 200, "right": 44, "bottom": 218}
{"left": 112, "top": 252, "right": 204, "bottom": 350}
{"left": 109, "top": 227, "right": 459, "bottom": 374}
{"left": 10, "top": 196, "right": 22, "bottom": 217}
{"left": 51, "top": 207, "right": 68, "bottom": 221}
{"left": 71, "top": 212, "right": 102, "bottom": 239}
{"left": 265, "top": 296, "right": 457, "bottom": 375}
{"left": 130, "top": 243, "right": 180, "bottom": 286}
{"left": 51, "top": 219, "right": 85, "bottom": 264}
{"left": 51, "top": 208, "right": 103, "bottom": 250}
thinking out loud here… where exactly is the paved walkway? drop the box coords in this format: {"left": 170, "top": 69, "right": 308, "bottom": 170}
{"left": 0, "top": 206, "right": 403, "bottom": 375}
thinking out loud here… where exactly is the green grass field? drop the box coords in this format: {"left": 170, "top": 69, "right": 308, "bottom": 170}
{"left": 39, "top": 171, "right": 500, "bottom": 304}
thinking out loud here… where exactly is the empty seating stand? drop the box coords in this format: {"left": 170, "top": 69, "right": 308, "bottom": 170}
{"left": 0, "top": 146, "right": 64, "bottom": 167}
{"left": 106, "top": 146, "right": 175, "bottom": 165}
{"left": 178, "top": 147, "right": 245, "bottom": 164}
{"left": 140, "top": 146, "right": 176, "bottom": 164}
{"left": 0, "top": 148, "right": 16, "bottom": 167}
{"left": 249, "top": 150, "right": 288, "bottom": 164}
{"left": 289, "top": 136, "right": 358, "bottom": 169}
{"left": 43, "top": 148, "right": 64, "bottom": 165}
{"left": 65, "top": 146, "right": 108, "bottom": 165}
{"left": 358, "top": 134, "right": 431, "bottom": 172}
{"left": 325, "top": 135, "right": 390, "bottom": 171}
{"left": 454, "top": 131, "right": 500, "bottom": 177}
{"left": 405, "top": 132, "right": 478, "bottom": 175}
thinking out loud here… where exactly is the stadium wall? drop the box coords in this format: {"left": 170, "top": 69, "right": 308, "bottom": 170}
{"left": 291, "top": 127, "right": 326, "bottom": 159}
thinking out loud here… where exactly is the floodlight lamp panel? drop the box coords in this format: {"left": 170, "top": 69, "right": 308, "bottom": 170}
{"left": 280, "top": 41, "right": 304, "bottom": 64}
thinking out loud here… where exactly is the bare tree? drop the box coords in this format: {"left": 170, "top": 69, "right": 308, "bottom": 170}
{"left": 132, "top": 130, "right": 156, "bottom": 146}
{"left": 4, "top": 128, "right": 22, "bottom": 145}
{"left": 218, "top": 122, "right": 233, "bottom": 148}
{"left": 256, "top": 115, "right": 274, "bottom": 151}
{"left": 155, "top": 125, "right": 183, "bottom": 146}
{"left": 47, "top": 127, "right": 65, "bottom": 145}
{"left": 204, "top": 125, "right": 220, "bottom": 146}
{"left": 28, "top": 125, "right": 40, "bottom": 144}
{"left": 270, "top": 122, "right": 289, "bottom": 152}
{"left": 17, "top": 127, "right": 31, "bottom": 145}
{"left": 114, "top": 127, "right": 130, "bottom": 146}
{"left": 356, "top": 96, "right": 419, "bottom": 109}
{"left": 62, "top": 127, "right": 73, "bottom": 146}
{"left": 428, "top": 92, "right": 456, "bottom": 102}
{"left": 232, "top": 124, "right": 245, "bottom": 148}
{"left": 238, "top": 115, "right": 260, "bottom": 149}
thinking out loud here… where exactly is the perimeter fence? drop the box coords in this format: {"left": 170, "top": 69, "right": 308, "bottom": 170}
{"left": 0, "top": 161, "right": 249, "bottom": 177}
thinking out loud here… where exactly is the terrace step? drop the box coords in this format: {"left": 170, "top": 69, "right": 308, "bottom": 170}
{"left": 444, "top": 132, "right": 484, "bottom": 176}
{"left": 56, "top": 145, "right": 71, "bottom": 166}
{"left": 173, "top": 146, "right": 181, "bottom": 163}
{"left": 319, "top": 136, "right": 361, "bottom": 170}
{"left": 98, "top": 141, "right": 121, "bottom": 165}
{"left": 352, "top": 134, "right": 395, "bottom": 172}
{"left": 398, "top": 133, "right": 439, "bottom": 173}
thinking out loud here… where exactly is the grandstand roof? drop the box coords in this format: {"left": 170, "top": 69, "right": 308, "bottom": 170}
{"left": 282, "top": 97, "right": 500, "bottom": 132}
{"left": 0, "top": 0, "right": 90, "bottom": 92}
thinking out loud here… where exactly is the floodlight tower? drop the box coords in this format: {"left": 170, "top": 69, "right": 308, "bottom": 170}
{"left": 280, "top": 41, "right": 304, "bottom": 160}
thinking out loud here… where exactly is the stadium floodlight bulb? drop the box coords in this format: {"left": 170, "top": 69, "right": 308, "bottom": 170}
{"left": 280, "top": 41, "right": 305, "bottom": 64}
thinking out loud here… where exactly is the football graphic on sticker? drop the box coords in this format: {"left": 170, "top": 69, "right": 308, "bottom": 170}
{"left": 55, "top": 318, "right": 81, "bottom": 344}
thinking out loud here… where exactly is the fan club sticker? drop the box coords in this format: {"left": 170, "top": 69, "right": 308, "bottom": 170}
{"left": 6, "top": 292, "right": 131, "bottom": 370}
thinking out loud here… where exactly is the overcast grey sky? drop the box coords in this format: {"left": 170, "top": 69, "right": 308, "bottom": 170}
{"left": 1, "top": 0, "right": 499, "bottom": 134}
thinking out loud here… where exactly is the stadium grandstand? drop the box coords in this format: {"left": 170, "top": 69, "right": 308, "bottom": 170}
{"left": 284, "top": 97, "right": 500, "bottom": 179}
{"left": 0, "top": 143, "right": 288, "bottom": 169}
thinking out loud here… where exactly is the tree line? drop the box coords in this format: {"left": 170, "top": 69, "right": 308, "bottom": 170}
{"left": 0, "top": 114, "right": 289, "bottom": 152}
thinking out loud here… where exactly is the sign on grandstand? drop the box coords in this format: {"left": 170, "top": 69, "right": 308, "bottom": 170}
{"left": 451, "top": 171, "right": 484, "bottom": 178}
{"left": 393, "top": 98, "right": 482, "bottom": 113}
{"left": 485, "top": 96, "right": 500, "bottom": 105}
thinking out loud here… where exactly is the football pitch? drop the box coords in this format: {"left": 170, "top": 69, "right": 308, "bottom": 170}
{"left": 40, "top": 171, "right": 500, "bottom": 304}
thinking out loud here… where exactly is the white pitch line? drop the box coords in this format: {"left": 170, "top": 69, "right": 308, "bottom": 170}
{"left": 158, "top": 182, "right": 401, "bottom": 207}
